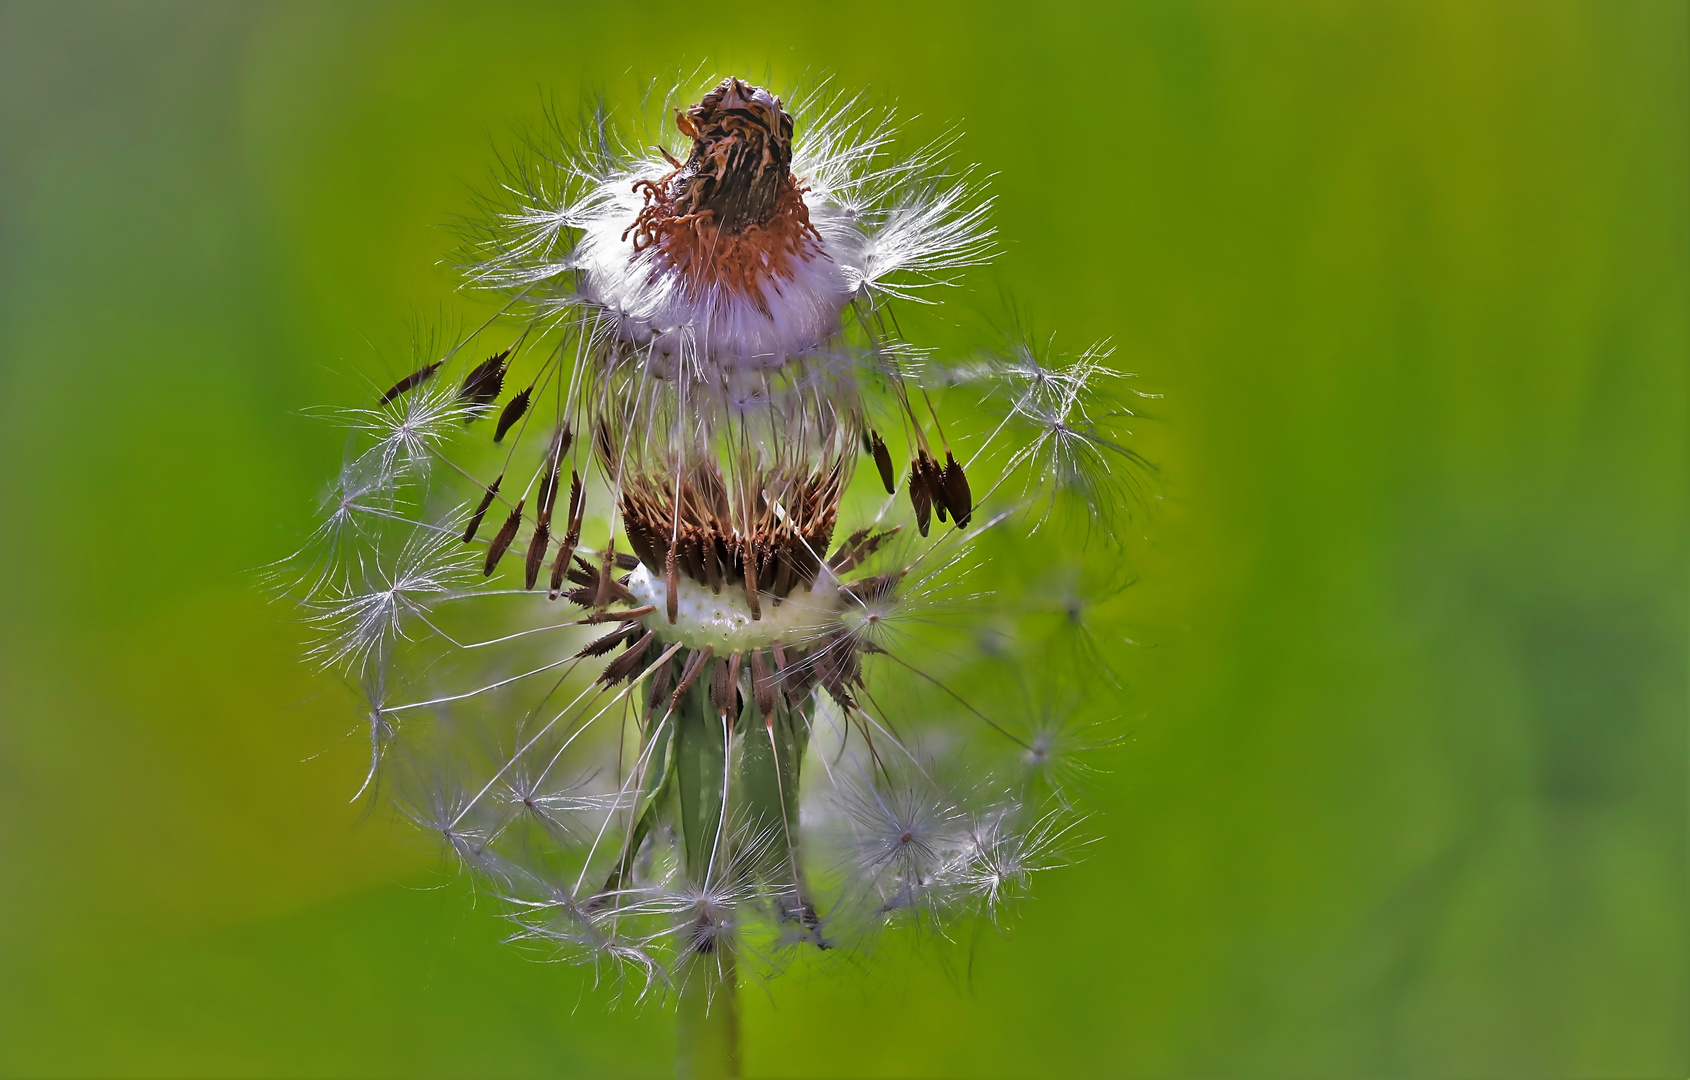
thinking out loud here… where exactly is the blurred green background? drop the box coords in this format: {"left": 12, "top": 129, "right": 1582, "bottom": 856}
{"left": 1, "top": 1, "right": 1684, "bottom": 1076}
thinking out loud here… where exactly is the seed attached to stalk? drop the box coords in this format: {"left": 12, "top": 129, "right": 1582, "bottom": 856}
{"left": 462, "top": 473, "right": 503, "bottom": 543}
{"left": 493, "top": 387, "right": 532, "bottom": 442}
{"left": 459, "top": 348, "right": 509, "bottom": 408}
{"left": 379, "top": 361, "right": 440, "bottom": 405}
{"left": 483, "top": 499, "right": 524, "bottom": 576}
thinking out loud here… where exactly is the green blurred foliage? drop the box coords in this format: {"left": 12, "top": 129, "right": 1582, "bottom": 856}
{"left": 0, "top": 1, "right": 1683, "bottom": 1076}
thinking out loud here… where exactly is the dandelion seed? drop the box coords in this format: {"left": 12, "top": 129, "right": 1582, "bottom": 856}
{"left": 483, "top": 501, "right": 525, "bottom": 577}
{"left": 943, "top": 804, "right": 1080, "bottom": 920}
{"left": 493, "top": 387, "right": 531, "bottom": 442}
{"left": 461, "top": 473, "right": 502, "bottom": 544}
{"left": 307, "top": 527, "right": 470, "bottom": 671}
{"left": 459, "top": 348, "right": 510, "bottom": 408}
{"left": 379, "top": 361, "right": 441, "bottom": 405}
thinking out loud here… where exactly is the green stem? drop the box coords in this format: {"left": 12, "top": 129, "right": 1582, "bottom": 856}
{"left": 676, "top": 946, "right": 739, "bottom": 1079}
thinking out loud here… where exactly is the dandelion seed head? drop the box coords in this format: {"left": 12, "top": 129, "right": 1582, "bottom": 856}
{"left": 286, "top": 72, "right": 1149, "bottom": 990}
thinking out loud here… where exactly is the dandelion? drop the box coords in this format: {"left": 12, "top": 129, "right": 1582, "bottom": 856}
{"left": 288, "top": 74, "right": 1150, "bottom": 1077}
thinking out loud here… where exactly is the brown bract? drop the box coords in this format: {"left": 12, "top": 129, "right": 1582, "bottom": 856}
{"left": 623, "top": 78, "right": 824, "bottom": 304}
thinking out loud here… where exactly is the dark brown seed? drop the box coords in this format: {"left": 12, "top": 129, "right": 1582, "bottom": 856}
{"left": 744, "top": 543, "right": 762, "bottom": 620}
{"left": 538, "top": 428, "right": 567, "bottom": 525}
{"left": 582, "top": 604, "right": 654, "bottom": 623}
{"left": 828, "top": 527, "right": 888, "bottom": 573}
{"left": 594, "top": 543, "right": 616, "bottom": 609}
{"left": 710, "top": 656, "right": 733, "bottom": 719}
{"left": 647, "top": 654, "right": 675, "bottom": 718}
{"left": 920, "top": 451, "right": 950, "bottom": 523}
{"left": 567, "top": 553, "right": 596, "bottom": 589}
{"left": 493, "top": 387, "right": 532, "bottom": 443}
{"left": 908, "top": 460, "right": 932, "bottom": 537}
{"left": 623, "top": 515, "right": 658, "bottom": 573}
{"left": 769, "top": 547, "right": 793, "bottom": 600}
{"left": 565, "top": 553, "right": 634, "bottom": 605}
{"left": 564, "top": 470, "right": 584, "bottom": 545}
{"left": 770, "top": 642, "right": 793, "bottom": 707}
{"left": 870, "top": 431, "right": 896, "bottom": 494}
{"left": 462, "top": 473, "right": 503, "bottom": 543}
{"left": 725, "top": 651, "right": 742, "bottom": 719}
{"left": 524, "top": 520, "right": 550, "bottom": 590}
{"left": 942, "top": 451, "right": 972, "bottom": 528}
{"left": 665, "top": 548, "right": 679, "bottom": 625}
{"left": 598, "top": 631, "right": 655, "bottom": 685}
{"left": 607, "top": 573, "right": 637, "bottom": 606}
{"left": 829, "top": 528, "right": 870, "bottom": 570}
{"left": 843, "top": 571, "right": 905, "bottom": 604}
{"left": 484, "top": 499, "right": 525, "bottom": 576}
{"left": 811, "top": 632, "right": 863, "bottom": 707}
{"left": 549, "top": 470, "right": 583, "bottom": 599}
{"left": 668, "top": 646, "right": 714, "bottom": 711}
{"left": 548, "top": 541, "right": 575, "bottom": 600}
{"left": 614, "top": 551, "right": 640, "bottom": 570}
{"left": 379, "top": 361, "right": 441, "bottom": 405}
{"left": 680, "top": 532, "right": 706, "bottom": 584}
{"left": 779, "top": 643, "right": 817, "bottom": 705}
{"left": 458, "top": 348, "right": 510, "bottom": 407}
{"left": 750, "top": 649, "right": 776, "bottom": 719}
{"left": 575, "top": 622, "right": 639, "bottom": 659}
{"left": 702, "top": 533, "right": 724, "bottom": 593}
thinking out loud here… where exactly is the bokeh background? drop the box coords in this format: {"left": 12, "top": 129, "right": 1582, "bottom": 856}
{"left": 1, "top": 2, "right": 1685, "bottom": 1076}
